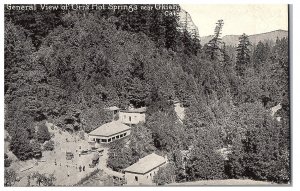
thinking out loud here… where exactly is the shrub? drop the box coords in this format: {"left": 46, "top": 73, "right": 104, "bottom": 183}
{"left": 153, "top": 164, "right": 176, "bottom": 185}
{"left": 79, "top": 131, "right": 85, "bottom": 140}
{"left": 37, "top": 124, "right": 51, "bottom": 143}
{"left": 4, "top": 153, "right": 12, "bottom": 167}
{"left": 30, "top": 172, "right": 56, "bottom": 186}
{"left": 5, "top": 169, "right": 17, "bottom": 186}
{"left": 31, "top": 140, "right": 42, "bottom": 159}
{"left": 43, "top": 140, "right": 55, "bottom": 151}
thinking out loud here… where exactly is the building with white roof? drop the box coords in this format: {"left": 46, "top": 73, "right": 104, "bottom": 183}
{"left": 124, "top": 153, "right": 167, "bottom": 185}
{"left": 119, "top": 107, "right": 146, "bottom": 125}
{"left": 88, "top": 121, "right": 131, "bottom": 144}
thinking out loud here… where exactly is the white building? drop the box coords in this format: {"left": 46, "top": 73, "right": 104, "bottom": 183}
{"left": 88, "top": 121, "right": 131, "bottom": 145}
{"left": 119, "top": 107, "right": 146, "bottom": 125}
{"left": 124, "top": 153, "right": 167, "bottom": 185}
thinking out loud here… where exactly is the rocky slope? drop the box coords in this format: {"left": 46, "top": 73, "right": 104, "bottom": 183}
{"left": 178, "top": 8, "right": 200, "bottom": 38}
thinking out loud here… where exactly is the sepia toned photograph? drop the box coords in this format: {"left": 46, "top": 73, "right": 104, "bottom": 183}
{"left": 3, "top": 3, "right": 290, "bottom": 186}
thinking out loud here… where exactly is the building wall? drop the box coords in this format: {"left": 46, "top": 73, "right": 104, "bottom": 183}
{"left": 88, "top": 129, "right": 131, "bottom": 145}
{"left": 119, "top": 112, "right": 145, "bottom": 125}
{"left": 125, "top": 167, "right": 161, "bottom": 185}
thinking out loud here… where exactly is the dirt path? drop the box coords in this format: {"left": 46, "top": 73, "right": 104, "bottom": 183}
{"left": 12, "top": 124, "right": 102, "bottom": 186}
{"left": 98, "top": 148, "right": 124, "bottom": 179}
{"left": 10, "top": 122, "right": 124, "bottom": 186}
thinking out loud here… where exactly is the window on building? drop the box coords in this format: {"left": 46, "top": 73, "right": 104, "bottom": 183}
{"left": 101, "top": 139, "right": 107, "bottom": 143}
{"left": 150, "top": 173, "right": 152, "bottom": 177}
{"left": 112, "top": 137, "right": 115, "bottom": 140}
{"left": 135, "top": 176, "right": 138, "bottom": 181}
{"left": 108, "top": 138, "right": 111, "bottom": 142}
{"left": 116, "top": 135, "right": 119, "bottom": 139}
{"left": 129, "top": 116, "right": 131, "bottom": 121}
{"left": 124, "top": 133, "right": 127, "bottom": 136}
{"left": 120, "top": 134, "right": 123, "bottom": 138}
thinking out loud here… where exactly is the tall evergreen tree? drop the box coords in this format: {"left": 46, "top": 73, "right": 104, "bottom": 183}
{"left": 236, "top": 33, "right": 251, "bottom": 76}
{"left": 205, "top": 19, "right": 224, "bottom": 60}
{"left": 253, "top": 41, "right": 270, "bottom": 73}
{"left": 185, "top": 127, "right": 225, "bottom": 181}
{"left": 164, "top": 13, "right": 181, "bottom": 51}
{"left": 227, "top": 102, "right": 290, "bottom": 183}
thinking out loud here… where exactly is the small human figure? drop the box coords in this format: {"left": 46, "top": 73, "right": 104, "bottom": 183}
{"left": 83, "top": 166, "right": 85, "bottom": 171}
{"left": 67, "top": 171, "right": 70, "bottom": 177}
{"left": 79, "top": 165, "right": 82, "bottom": 172}
{"left": 54, "top": 159, "right": 57, "bottom": 166}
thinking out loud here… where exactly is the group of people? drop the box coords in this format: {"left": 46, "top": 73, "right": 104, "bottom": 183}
{"left": 66, "top": 165, "right": 86, "bottom": 177}
{"left": 54, "top": 158, "right": 86, "bottom": 178}
{"left": 79, "top": 165, "right": 85, "bottom": 172}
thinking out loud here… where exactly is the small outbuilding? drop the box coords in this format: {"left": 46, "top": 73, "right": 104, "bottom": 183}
{"left": 119, "top": 107, "right": 146, "bottom": 125}
{"left": 124, "top": 153, "right": 167, "bottom": 185}
{"left": 104, "top": 106, "right": 120, "bottom": 121}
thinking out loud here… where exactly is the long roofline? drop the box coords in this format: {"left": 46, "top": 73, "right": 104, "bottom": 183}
{"left": 123, "top": 153, "right": 167, "bottom": 174}
{"left": 123, "top": 161, "right": 166, "bottom": 175}
{"left": 89, "top": 128, "right": 130, "bottom": 137}
{"left": 119, "top": 110, "right": 146, "bottom": 113}
{"left": 88, "top": 121, "right": 131, "bottom": 137}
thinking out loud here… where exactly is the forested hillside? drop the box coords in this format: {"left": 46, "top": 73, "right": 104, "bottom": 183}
{"left": 4, "top": 4, "right": 290, "bottom": 185}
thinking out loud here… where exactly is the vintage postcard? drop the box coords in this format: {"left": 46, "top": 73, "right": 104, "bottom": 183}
{"left": 4, "top": 4, "right": 290, "bottom": 186}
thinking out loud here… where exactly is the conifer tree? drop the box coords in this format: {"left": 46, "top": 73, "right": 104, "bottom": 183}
{"left": 205, "top": 19, "right": 224, "bottom": 60}
{"left": 253, "top": 41, "right": 270, "bottom": 73}
{"left": 236, "top": 33, "right": 251, "bottom": 76}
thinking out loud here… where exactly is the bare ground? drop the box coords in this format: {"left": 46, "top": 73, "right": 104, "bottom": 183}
{"left": 9, "top": 123, "right": 107, "bottom": 186}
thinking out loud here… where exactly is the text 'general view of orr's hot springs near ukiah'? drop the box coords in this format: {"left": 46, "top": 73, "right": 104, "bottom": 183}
{"left": 3, "top": 4, "right": 290, "bottom": 186}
